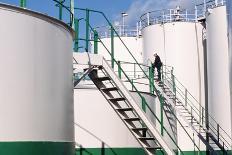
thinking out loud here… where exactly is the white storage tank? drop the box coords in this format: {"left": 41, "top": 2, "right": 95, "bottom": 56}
{"left": 141, "top": 8, "right": 206, "bottom": 152}
{"left": 206, "top": 4, "right": 232, "bottom": 143}
{"left": 0, "top": 3, "right": 74, "bottom": 155}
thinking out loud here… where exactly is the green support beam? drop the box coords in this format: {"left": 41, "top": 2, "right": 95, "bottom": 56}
{"left": 74, "top": 18, "right": 79, "bottom": 52}
{"left": 20, "top": 0, "right": 26, "bottom": 8}
{"left": 149, "top": 66, "right": 154, "bottom": 94}
{"left": 59, "top": 0, "right": 63, "bottom": 20}
{"left": 160, "top": 95, "right": 164, "bottom": 136}
{"left": 85, "top": 9, "right": 90, "bottom": 52}
{"left": 94, "top": 29, "right": 98, "bottom": 54}
{"left": 118, "top": 61, "right": 122, "bottom": 79}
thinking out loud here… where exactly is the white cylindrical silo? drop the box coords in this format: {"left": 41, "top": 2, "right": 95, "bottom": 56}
{"left": 142, "top": 13, "right": 206, "bottom": 152}
{"left": 0, "top": 3, "right": 74, "bottom": 155}
{"left": 142, "top": 22, "right": 205, "bottom": 105}
{"left": 206, "top": 5, "right": 232, "bottom": 142}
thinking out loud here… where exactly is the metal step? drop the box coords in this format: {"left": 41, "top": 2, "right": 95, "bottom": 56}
{"left": 139, "top": 137, "right": 155, "bottom": 141}
{"left": 109, "top": 97, "right": 125, "bottom": 102}
{"left": 101, "top": 87, "right": 118, "bottom": 92}
{"left": 124, "top": 117, "right": 140, "bottom": 122}
{"left": 116, "top": 107, "right": 133, "bottom": 112}
{"left": 131, "top": 127, "right": 148, "bottom": 132}
{"left": 95, "top": 76, "right": 111, "bottom": 81}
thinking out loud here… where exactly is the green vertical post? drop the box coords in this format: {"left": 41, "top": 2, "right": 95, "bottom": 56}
{"left": 20, "top": 0, "right": 26, "bottom": 8}
{"left": 160, "top": 94, "right": 164, "bottom": 136}
{"left": 111, "top": 26, "right": 114, "bottom": 68}
{"left": 171, "top": 68, "right": 176, "bottom": 98}
{"left": 118, "top": 61, "right": 122, "bottom": 79}
{"left": 70, "top": 0, "right": 75, "bottom": 28}
{"left": 59, "top": 0, "right": 63, "bottom": 20}
{"left": 85, "top": 9, "right": 90, "bottom": 52}
{"left": 142, "top": 96, "right": 146, "bottom": 112}
{"left": 74, "top": 18, "right": 79, "bottom": 52}
{"left": 94, "top": 29, "right": 98, "bottom": 54}
{"left": 149, "top": 66, "right": 154, "bottom": 94}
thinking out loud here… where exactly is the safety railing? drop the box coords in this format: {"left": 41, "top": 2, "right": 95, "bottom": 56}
{"left": 140, "top": 0, "right": 226, "bottom": 28}
{"left": 161, "top": 65, "right": 232, "bottom": 151}
{"left": 91, "top": 25, "right": 141, "bottom": 39}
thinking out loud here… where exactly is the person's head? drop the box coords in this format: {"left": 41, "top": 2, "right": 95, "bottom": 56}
{"left": 154, "top": 53, "right": 157, "bottom": 57}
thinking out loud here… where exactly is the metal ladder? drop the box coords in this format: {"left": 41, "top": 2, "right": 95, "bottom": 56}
{"left": 76, "top": 54, "right": 176, "bottom": 155}
{"left": 154, "top": 80, "right": 229, "bottom": 155}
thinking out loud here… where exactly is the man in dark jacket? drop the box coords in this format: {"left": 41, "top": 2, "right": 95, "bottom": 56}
{"left": 153, "top": 53, "right": 162, "bottom": 81}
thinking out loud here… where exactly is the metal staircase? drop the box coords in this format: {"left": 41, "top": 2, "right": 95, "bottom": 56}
{"left": 74, "top": 53, "right": 177, "bottom": 155}
{"left": 154, "top": 78, "right": 231, "bottom": 155}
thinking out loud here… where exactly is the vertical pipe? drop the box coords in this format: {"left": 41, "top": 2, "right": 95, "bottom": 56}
{"left": 142, "top": 96, "right": 146, "bottom": 112}
{"left": 85, "top": 9, "right": 90, "bottom": 52}
{"left": 59, "top": 0, "right": 63, "bottom": 20}
{"left": 111, "top": 26, "right": 114, "bottom": 68}
{"left": 74, "top": 18, "right": 79, "bottom": 52}
{"left": 20, "top": 0, "right": 26, "bottom": 8}
{"left": 149, "top": 66, "right": 154, "bottom": 94}
{"left": 118, "top": 61, "right": 122, "bottom": 79}
{"left": 94, "top": 29, "right": 98, "bottom": 54}
{"left": 101, "top": 142, "right": 105, "bottom": 155}
{"left": 161, "top": 95, "right": 164, "bottom": 136}
{"left": 70, "top": 0, "right": 75, "bottom": 28}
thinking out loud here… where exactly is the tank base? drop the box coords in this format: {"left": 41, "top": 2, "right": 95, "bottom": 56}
{"left": 0, "top": 141, "right": 75, "bottom": 155}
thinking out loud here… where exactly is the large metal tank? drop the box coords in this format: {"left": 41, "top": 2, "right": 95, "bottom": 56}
{"left": 0, "top": 3, "right": 74, "bottom": 155}
{"left": 206, "top": 4, "right": 232, "bottom": 142}
{"left": 141, "top": 9, "right": 206, "bottom": 152}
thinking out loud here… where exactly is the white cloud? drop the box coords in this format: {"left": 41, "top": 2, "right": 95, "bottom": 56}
{"left": 122, "top": 0, "right": 203, "bottom": 25}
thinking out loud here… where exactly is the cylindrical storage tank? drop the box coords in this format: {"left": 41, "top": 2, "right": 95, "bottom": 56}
{"left": 142, "top": 16, "right": 206, "bottom": 152}
{"left": 206, "top": 5, "right": 232, "bottom": 142}
{"left": 0, "top": 4, "right": 74, "bottom": 155}
{"left": 142, "top": 22, "right": 205, "bottom": 105}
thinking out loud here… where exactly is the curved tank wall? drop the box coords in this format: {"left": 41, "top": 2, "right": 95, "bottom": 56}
{"left": 142, "top": 22, "right": 205, "bottom": 105}
{"left": 0, "top": 4, "right": 74, "bottom": 155}
{"left": 74, "top": 80, "right": 156, "bottom": 155}
{"left": 142, "top": 21, "right": 206, "bottom": 151}
{"left": 206, "top": 5, "right": 232, "bottom": 140}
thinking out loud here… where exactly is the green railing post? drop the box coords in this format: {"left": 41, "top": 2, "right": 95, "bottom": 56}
{"left": 160, "top": 94, "right": 164, "bottom": 136}
{"left": 20, "top": 0, "right": 26, "bottom": 8}
{"left": 118, "top": 61, "right": 122, "bottom": 79}
{"left": 111, "top": 26, "right": 114, "bottom": 69}
{"left": 171, "top": 67, "right": 176, "bottom": 98}
{"left": 149, "top": 65, "right": 154, "bottom": 94}
{"left": 134, "top": 63, "right": 136, "bottom": 78}
{"left": 94, "top": 29, "right": 98, "bottom": 54}
{"left": 142, "top": 96, "right": 146, "bottom": 112}
{"left": 74, "top": 18, "right": 79, "bottom": 52}
{"left": 59, "top": 0, "right": 63, "bottom": 20}
{"left": 85, "top": 9, "right": 90, "bottom": 52}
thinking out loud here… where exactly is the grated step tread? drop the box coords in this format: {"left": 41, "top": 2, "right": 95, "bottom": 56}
{"left": 116, "top": 107, "right": 133, "bottom": 112}
{"left": 101, "top": 87, "right": 118, "bottom": 92}
{"left": 109, "top": 97, "right": 126, "bottom": 102}
{"left": 95, "top": 76, "right": 111, "bottom": 81}
{"left": 124, "top": 117, "right": 140, "bottom": 122}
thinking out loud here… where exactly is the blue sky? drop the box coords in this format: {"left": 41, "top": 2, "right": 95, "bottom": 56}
{"left": 0, "top": 0, "right": 203, "bottom": 26}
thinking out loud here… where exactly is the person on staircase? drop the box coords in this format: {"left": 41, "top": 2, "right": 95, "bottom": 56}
{"left": 152, "top": 53, "right": 163, "bottom": 81}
